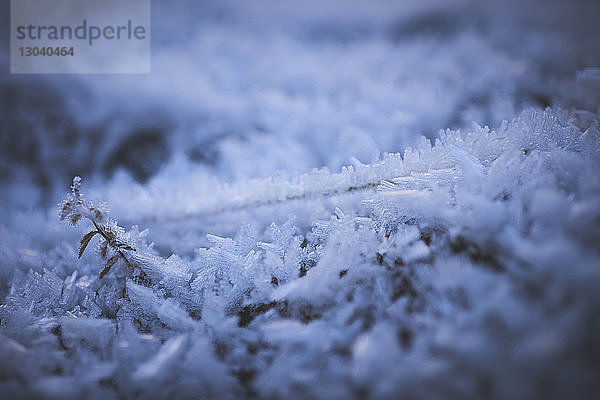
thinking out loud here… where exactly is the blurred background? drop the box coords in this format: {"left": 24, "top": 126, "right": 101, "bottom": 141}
{"left": 1, "top": 0, "right": 599, "bottom": 195}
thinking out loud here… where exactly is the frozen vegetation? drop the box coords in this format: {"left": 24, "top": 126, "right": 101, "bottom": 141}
{"left": 1, "top": 0, "right": 600, "bottom": 398}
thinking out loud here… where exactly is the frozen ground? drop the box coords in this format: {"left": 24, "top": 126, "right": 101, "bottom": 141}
{"left": 1, "top": 0, "right": 600, "bottom": 398}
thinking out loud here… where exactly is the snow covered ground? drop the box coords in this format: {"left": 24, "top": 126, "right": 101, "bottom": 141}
{"left": 1, "top": 0, "right": 600, "bottom": 398}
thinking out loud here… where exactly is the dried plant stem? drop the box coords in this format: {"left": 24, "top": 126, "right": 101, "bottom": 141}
{"left": 90, "top": 220, "right": 137, "bottom": 278}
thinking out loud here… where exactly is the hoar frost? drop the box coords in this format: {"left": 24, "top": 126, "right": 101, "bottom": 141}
{"left": 1, "top": 107, "right": 599, "bottom": 399}
{"left": 1, "top": 0, "right": 600, "bottom": 397}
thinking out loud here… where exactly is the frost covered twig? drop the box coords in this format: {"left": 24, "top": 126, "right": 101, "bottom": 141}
{"left": 134, "top": 153, "right": 461, "bottom": 223}
{"left": 59, "top": 176, "right": 140, "bottom": 279}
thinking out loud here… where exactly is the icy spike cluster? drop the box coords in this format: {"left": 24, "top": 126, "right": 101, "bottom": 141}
{"left": 1, "top": 107, "right": 600, "bottom": 399}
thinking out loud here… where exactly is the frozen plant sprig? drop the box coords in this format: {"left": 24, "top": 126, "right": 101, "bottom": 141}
{"left": 59, "top": 176, "right": 139, "bottom": 279}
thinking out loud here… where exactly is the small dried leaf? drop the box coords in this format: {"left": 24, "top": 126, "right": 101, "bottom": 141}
{"left": 100, "top": 255, "right": 120, "bottom": 279}
{"left": 70, "top": 214, "right": 82, "bottom": 225}
{"left": 79, "top": 231, "right": 98, "bottom": 258}
{"left": 100, "top": 241, "right": 109, "bottom": 259}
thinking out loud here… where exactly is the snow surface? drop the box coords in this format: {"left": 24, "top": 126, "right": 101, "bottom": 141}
{"left": 1, "top": 0, "right": 600, "bottom": 398}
